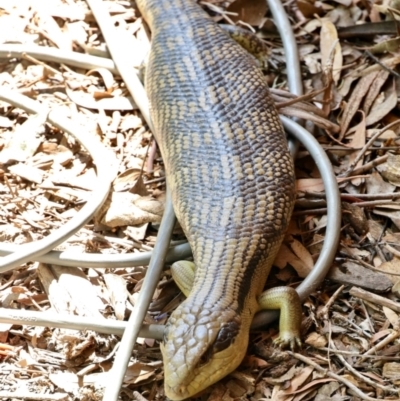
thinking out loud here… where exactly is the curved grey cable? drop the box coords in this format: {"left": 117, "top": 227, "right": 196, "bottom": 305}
{"left": 283, "top": 118, "right": 340, "bottom": 298}
{"left": 0, "top": 43, "right": 188, "bottom": 268}
{"left": 266, "top": 0, "right": 303, "bottom": 155}
{"left": 261, "top": 1, "right": 340, "bottom": 315}
{"left": 86, "top": 0, "right": 338, "bottom": 401}
{"left": 0, "top": 2, "right": 341, "bottom": 397}
{"left": 83, "top": 1, "right": 162, "bottom": 399}
{"left": 104, "top": 192, "right": 176, "bottom": 400}
{"left": 0, "top": 2, "right": 337, "bottom": 321}
{"left": 0, "top": 90, "right": 117, "bottom": 272}
{"left": 0, "top": 307, "right": 165, "bottom": 339}
{"left": 0, "top": 117, "right": 341, "bottom": 338}
{"left": 0, "top": 242, "right": 192, "bottom": 268}
{"left": 0, "top": 116, "right": 340, "bottom": 340}
{"left": 0, "top": 9, "right": 303, "bottom": 269}
{"left": 267, "top": 0, "right": 302, "bottom": 97}
{"left": 251, "top": 116, "right": 341, "bottom": 328}
{"left": 0, "top": 44, "right": 118, "bottom": 74}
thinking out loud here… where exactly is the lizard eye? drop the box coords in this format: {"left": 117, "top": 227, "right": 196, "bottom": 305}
{"left": 197, "top": 320, "right": 241, "bottom": 368}
{"left": 213, "top": 321, "right": 240, "bottom": 353}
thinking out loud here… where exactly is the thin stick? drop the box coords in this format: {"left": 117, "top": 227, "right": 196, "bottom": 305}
{"left": 288, "top": 352, "right": 397, "bottom": 401}
{"left": 330, "top": 340, "right": 399, "bottom": 394}
{"left": 341, "top": 121, "right": 400, "bottom": 178}
{"left": 350, "top": 286, "right": 400, "bottom": 313}
{"left": 318, "top": 285, "right": 345, "bottom": 320}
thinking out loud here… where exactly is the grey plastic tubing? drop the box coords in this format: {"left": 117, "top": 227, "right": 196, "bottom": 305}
{"left": 0, "top": 241, "right": 192, "bottom": 268}
{"left": 268, "top": 0, "right": 303, "bottom": 157}
{"left": 0, "top": 44, "right": 118, "bottom": 74}
{"left": 0, "top": 114, "right": 340, "bottom": 338}
{"left": 268, "top": 0, "right": 303, "bottom": 97}
{"left": 0, "top": 115, "right": 341, "bottom": 337}
{"left": 105, "top": 192, "right": 176, "bottom": 400}
{"left": 0, "top": 306, "right": 165, "bottom": 339}
{"left": 84, "top": 0, "right": 166, "bottom": 398}
{"left": 251, "top": 117, "right": 341, "bottom": 327}
{"left": 0, "top": 0, "right": 342, "bottom": 398}
{"left": 87, "top": 0, "right": 340, "bottom": 399}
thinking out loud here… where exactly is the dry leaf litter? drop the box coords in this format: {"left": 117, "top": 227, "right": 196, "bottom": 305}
{"left": 0, "top": 0, "right": 399, "bottom": 400}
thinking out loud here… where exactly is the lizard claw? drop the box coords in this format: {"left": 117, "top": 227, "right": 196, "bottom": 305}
{"left": 273, "top": 331, "right": 302, "bottom": 350}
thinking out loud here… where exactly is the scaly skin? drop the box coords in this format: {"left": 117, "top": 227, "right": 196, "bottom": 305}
{"left": 135, "top": 0, "right": 299, "bottom": 399}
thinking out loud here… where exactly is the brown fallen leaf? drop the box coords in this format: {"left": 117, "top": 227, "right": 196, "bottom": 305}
{"left": 304, "top": 332, "right": 327, "bottom": 348}
{"left": 375, "top": 257, "right": 400, "bottom": 285}
{"left": 286, "top": 377, "right": 336, "bottom": 395}
{"left": 50, "top": 168, "right": 97, "bottom": 191}
{"left": 274, "top": 366, "right": 314, "bottom": 399}
{"left": 229, "top": 371, "right": 255, "bottom": 395}
{"left": 87, "top": 67, "right": 115, "bottom": 91}
{"left": 363, "top": 69, "right": 389, "bottom": 115}
{"left": 264, "top": 364, "right": 299, "bottom": 385}
{"left": 124, "top": 361, "right": 156, "bottom": 384}
{"left": 339, "top": 70, "right": 379, "bottom": 140}
{"left": 374, "top": 208, "right": 400, "bottom": 230}
{"left": 347, "top": 114, "right": 366, "bottom": 186}
{"left": 379, "top": 153, "right": 400, "bottom": 187}
{"left": 114, "top": 168, "right": 149, "bottom": 195}
{"left": 362, "top": 371, "right": 385, "bottom": 383}
{"left": 328, "top": 262, "right": 392, "bottom": 292}
{"left": 274, "top": 243, "right": 311, "bottom": 278}
{"left": 297, "top": 0, "right": 324, "bottom": 18}
{"left": 227, "top": 0, "right": 267, "bottom": 26}
{"left": 320, "top": 18, "right": 342, "bottom": 84}
{"left": 371, "top": 328, "right": 392, "bottom": 343}
{"left": 124, "top": 224, "right": 148, "bottom": 242}
{"left": 289, "top": 237, "right": 314, "bottom": 272}
{"left": 98, "top": 192, "right": 163, "bottom": 227}
{"left": 296, "top": 176, "right": 367, "bottom": 192}
{"left": 225, "top": 380, "right": 247, "bottom": 398}
{"left": 382, "top": 363, "right": 400, "bottom": 380}
{"left": 382, "top": 306, "right": 399, "bottom": 328}
{"left": 366, "top": 78, "right": 397, "bottom": 126}
{"left": 366, "top": 170, "right": 396, "bottom": 197}
{"left": 103, "top": 273, "right": 129, "bottom": 321}
{"left": 392, "top": 280, "right": 400, "bottom": 297}
{"left": 39, "top": 143, "right": 74, "bottom": 166}
{"left": 38, "top": 264, "right": 105, "bottom": 318}
{"left": 368, "top": 37, "right": 400, "bottom": 54}
{"left": 242, "top": 355, "right": 270, "bottom": 369}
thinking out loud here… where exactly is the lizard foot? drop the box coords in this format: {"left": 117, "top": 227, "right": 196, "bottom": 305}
{"left": 273, "top": 331, "right": 302, "bottom": 351}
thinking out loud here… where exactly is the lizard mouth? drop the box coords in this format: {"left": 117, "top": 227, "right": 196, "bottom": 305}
{"left": 164, "top": 385, "right": 196, "bottom": 401}
{"left": 164, "top": 371, "right": 218, "bottom": 401}
{"left": 162, "top": 342, "right": 248, "bottom": 400}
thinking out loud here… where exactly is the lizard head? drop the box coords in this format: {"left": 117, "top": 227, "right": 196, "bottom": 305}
{"left": 161, "top": 301, "right": 250, "bottom": 400}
